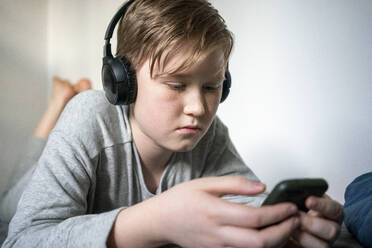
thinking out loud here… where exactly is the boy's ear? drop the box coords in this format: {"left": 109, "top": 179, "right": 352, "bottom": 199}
{"left": 101, "top": 0, "right": 137, "bottom": 105}
{"left": 102, "top": 55, "right": 137, "bottom": 105}
{"left": 220, "top": 66, "right": 231, "bottom": 103}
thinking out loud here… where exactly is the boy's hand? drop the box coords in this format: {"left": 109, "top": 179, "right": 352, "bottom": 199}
{"left": 291, "top": 195, "right": 344, "bottom": 247}
{"left": 153, "top": 176, "right": 300, "bottom": 248}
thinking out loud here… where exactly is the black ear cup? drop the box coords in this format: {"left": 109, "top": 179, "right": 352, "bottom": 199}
{"left": 220, "top": 68, "right": 231, "bottom": 103}
{"left": 102, "top": 56, "right": 137, "bottom": 105}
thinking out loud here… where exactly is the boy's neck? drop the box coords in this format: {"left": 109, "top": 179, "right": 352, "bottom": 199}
{"left": 129, "top": 115, "right": 173, "bottom": 174}
{"left": 135, "top": 139, "right": 173, "bottom": 175}
{"left": 130, "top": 119, "right": 173, "bottom": 194}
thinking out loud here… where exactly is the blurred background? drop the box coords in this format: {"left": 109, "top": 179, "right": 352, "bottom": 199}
{"left": 0, "top": 0, "right": 371, "bottom": 203}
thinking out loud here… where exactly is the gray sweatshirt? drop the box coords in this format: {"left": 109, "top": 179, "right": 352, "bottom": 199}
{"left": 3, "top": 90, "right": 263, "bottom": 248}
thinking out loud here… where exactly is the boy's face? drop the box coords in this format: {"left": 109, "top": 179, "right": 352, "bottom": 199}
{"left": 130, "top": 44, "right": 225, "bottom": 153}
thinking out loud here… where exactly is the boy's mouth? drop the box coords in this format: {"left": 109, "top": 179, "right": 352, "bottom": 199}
{"left": 177, "top": 125, "right": 202, "bottom": 134}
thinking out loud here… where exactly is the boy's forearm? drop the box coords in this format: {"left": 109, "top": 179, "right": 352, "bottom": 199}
{"left": 107, "top": 202, "right": 169, "bottom": 248}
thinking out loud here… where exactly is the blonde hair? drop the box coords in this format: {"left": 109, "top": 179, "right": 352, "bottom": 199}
{"left": 116, "top": 0, "right": 234, "bottom": 76}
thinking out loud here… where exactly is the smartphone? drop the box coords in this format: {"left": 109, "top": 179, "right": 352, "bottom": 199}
{"left": 261, "top": 178, "right": 328, "bottom": 212}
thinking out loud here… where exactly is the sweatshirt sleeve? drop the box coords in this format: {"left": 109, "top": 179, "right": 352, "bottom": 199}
{"left": 0, "top": 137, "right": 46, "bottom": 223}
{"left": 3, "top": 91, "right": 126, "bottom": 248}
{"left": 200, "top": 117, "right": 267, "bottom": 206}
{"left": 2, "top": 130, "right": 124, "bottom": 248}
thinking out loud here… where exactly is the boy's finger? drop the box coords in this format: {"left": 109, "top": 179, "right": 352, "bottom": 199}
{"left": 191, "top": 176, "right": 266, "bottom": 196}
{"left": 306, "top": 196, "right": 344, "bottom": 223}
{"left": 219, "top": 202, "right": 298, "bottom": 228}
{"left": 258, "top": 216, "right": 300, "bottom": 247}
{"left": 292, "top": 229, "right": 329, "bottom": 248}
{"left": 217, "top": 225, "right": 258, "bottom": 248}
{"left": 299, "top": 212, "right": 341, "bottom": 242}
{"left": 219, "top": 217, "right": 299, "bottom": 248}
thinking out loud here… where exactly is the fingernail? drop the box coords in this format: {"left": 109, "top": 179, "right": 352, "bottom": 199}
{"left": 309, "top": 198, "right": 317, "bottom": 208}
{"left": 254, "top": 182, "right": 265, "bottom": 190}
{"left": 290, "top": 205, "right": 298, "bottom": 213}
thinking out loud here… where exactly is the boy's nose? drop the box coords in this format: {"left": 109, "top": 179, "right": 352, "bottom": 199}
{"left": 183, "top": 89, "right": 206, "bottom": 117}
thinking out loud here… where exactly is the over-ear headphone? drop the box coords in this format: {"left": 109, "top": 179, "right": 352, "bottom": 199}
{"left": 102, "top": 0, "right": 232, "bottom": 105}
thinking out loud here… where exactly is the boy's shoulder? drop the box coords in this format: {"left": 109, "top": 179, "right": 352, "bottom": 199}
{"left": 58, "top": 90, "right": 119, "bottom": 126}
{"left": 204, "top": 116, "right": 229, "bottom": 141}
{"left": 52, "top": 90, "right": 131, "bottom": 148}
{"left": 66, "top": 89, "right": 113, "bottom": 112}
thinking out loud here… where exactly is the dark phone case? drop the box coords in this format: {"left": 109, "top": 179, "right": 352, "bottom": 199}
{"left": 262, "top": 178, "right": 328, "bottom": 212}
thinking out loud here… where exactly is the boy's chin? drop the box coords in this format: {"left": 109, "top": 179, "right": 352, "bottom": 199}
{"left": 167, "top": 141, "right": 200, "bottom": 153}
{"left": 174, "top": 146, "right": 196, "bottom": 153}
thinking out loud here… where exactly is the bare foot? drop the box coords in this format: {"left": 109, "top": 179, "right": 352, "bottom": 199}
{"left": 50, "top": 76, "right": 76, "bottom": 105}
{"left": 73, "top": 78, "right": 92, "bottom": 93}
{"left": 33, "top": 76, "right": 92, "bottom": 139}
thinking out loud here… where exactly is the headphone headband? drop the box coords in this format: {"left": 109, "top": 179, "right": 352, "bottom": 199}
{"left": 104, "top": 0, "right": 134, "bottom": 41}
{"left": 103, "top": 0, "right": 135, "bottom": 58}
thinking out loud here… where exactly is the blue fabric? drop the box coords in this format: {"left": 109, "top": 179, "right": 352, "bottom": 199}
{"left": 344, "top": 172, "right": 372, "bottom": 248}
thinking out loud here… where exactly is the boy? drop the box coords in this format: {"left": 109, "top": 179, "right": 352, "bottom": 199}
{"left": 3, "top": 0, "right": 343, "bottom": 247}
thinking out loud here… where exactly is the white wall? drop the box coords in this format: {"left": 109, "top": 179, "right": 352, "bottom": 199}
{"left": 0, "top": 0, "right": 119, "bottom": 194}
{"left": 212, "top": 0, "right": 372, "bottom": 203}
{"left": 47, "top": 0, "right": 121, "bottom": 89}
{"left": 0, "top": 0, "right": 48, "bottom": 194}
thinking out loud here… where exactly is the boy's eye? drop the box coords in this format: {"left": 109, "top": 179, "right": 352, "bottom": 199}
{"left": 167, "top": 83, "right": 186, "bottom": 90}
{"left": 203, "top": 83, "right": 221, "bottom": 91}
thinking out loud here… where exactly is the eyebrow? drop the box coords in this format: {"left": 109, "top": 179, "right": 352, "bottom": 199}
{"left": 155, "top": 72, "right": 225, "bottom": 82}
